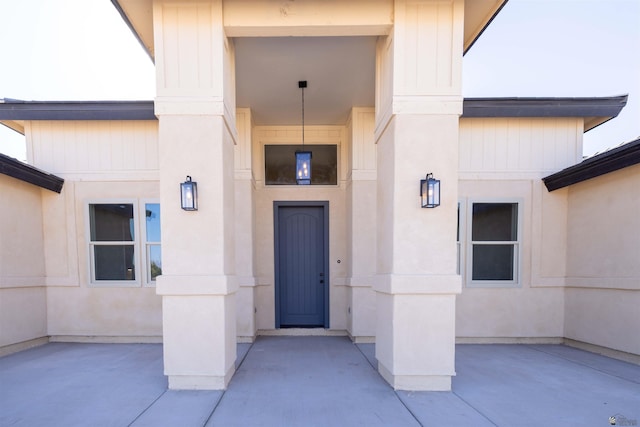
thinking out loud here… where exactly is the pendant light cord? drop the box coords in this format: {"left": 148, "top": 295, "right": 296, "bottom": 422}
{"left": 301, "top": 85, "right": 305, "bottom": 148}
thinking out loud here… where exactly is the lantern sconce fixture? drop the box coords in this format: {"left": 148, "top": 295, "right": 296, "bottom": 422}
{"left": 295, "top": 80, "right": 312, "bottom": 185}
{"left": 420, "top": 173, "right": 440, "bottom": 208}
{"left": 180, "top": 175, "right": 198, "bottom": 211}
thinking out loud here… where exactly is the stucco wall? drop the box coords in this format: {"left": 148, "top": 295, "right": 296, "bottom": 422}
{"left": 26, "top": 120, "right": 163, "bottom": 341}
{"left": 0, "top": 174, "right": 47, "bottom": 350}
{"left": 456, "top": 179, "right": 565, "bottom": 340}
{"left": 252, "top": 125, "right": 349, "bottom": 331}
{"left": 455, "top": 117, "right": 582, "bottom": 341}
{"left": 44, "top": 180, "right": 163, "bottom": 340}
{"left": 564, "top": 164, "right": 640, "bottom": 355}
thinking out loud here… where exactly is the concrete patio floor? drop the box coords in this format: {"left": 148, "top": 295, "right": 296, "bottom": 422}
{"left": 1, "top": 337, "right": 638, "bottom": 426}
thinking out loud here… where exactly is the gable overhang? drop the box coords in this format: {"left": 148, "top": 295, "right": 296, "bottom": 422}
{"left": 0, "top": 152, "right": 64, "bottom": 193}
{"left": 542, "top": 137, "right": 640, "bottom": 192}
{"left": 111, "top": 0, "right": 508, "bottom": 61}
{"left": 462, "top": 95, "right": 628, "bottom": 132}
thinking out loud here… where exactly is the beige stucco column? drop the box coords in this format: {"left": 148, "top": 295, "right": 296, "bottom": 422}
{"left": 373, "top": 0, "right": 463, "bottom": 391}
{"left": 153, "top": 0, "right": 238, "bottom": 390}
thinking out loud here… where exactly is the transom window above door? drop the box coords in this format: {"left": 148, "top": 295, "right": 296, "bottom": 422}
{"left": 264, "top": 145, "right": 337, "bottom": 185}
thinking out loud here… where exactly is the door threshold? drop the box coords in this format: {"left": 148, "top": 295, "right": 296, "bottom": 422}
{"left": 258, "top": 329, "right": 348, "bottom": 337}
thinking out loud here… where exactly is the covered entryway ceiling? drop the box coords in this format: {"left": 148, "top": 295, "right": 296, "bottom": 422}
{"left": 234, "top": 36, "right": 376, "bottom": 126}
{"left": 113, "top": 0, "right": 508, "bottom": 126}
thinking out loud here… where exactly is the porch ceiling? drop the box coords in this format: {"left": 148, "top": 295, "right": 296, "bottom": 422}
{"left": 234, "top": 36, "right": 376, "bottom": 126}
{"left": 112, "top": 0, "right": 507, "bottom": 126}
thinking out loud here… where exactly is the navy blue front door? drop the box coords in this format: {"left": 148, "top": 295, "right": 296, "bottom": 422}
{"left": 275, "top": 203, "right": 328, "bottom": 328}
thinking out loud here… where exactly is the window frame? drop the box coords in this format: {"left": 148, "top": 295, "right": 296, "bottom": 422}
{"left": 464, "top": 199, "right": 522, "bottom": 288}
{"left": 140, "top": 199, "right": 161, "bottom": 287}
{"left": 86, "top": 199, "right": 161, "bottom": 288}
{"left": 457, "top": 200, "right": 466, "bottom": 276}
{"left": 262, "top": 143, "right": 340, "bottom": 187}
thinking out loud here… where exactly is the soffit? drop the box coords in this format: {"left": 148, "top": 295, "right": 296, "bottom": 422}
{"left": 114, "top": 0, "right": 506, "bottom": 60}
{"left": 112, "top": 0, "right": 507, "bottom": 125}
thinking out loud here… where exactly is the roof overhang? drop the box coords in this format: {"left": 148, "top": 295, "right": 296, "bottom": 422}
{"left": 542, "top": 137, "right": 640, "bottom": 192}
{"left": 0, "top": 152, "right": 64, "bottom": 193}
{"left": 111, "top": 0, "right": 508, "bottom": 61}
{"left": 462, "top": 95, "right": 628, "bottom": 132}
{"left": 1, "top": 95, "right": 626, "bottom": 132}
{"left": 0, "top": 99, "right": 157, "bottom": 135}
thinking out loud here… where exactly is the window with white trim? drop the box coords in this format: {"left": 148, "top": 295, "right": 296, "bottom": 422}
{"left": 144, "top": 203, "right": 162, "bottom": 283}
{"left": 87, "top": 200, "right": 161, "bottom": 286}
{"left": 466, "top": 201, "right": 520, "bottom": 287}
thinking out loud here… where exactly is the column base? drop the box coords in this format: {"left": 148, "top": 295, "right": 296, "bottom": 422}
{"left": 168, "top": 365, "right": 235, "bottom": 390}
{"left": 378, "top": 362, "right": 453, "bottom": 391}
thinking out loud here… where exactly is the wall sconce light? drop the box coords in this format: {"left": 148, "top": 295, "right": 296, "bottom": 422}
{"left": 180, "top": 175, "right": 198, "bottom": 211}
{"left": 420, "top": 173, "right": 440, "bottom": 208}
{"left": 295, "top": 80, "right": 312, "bottom": 185}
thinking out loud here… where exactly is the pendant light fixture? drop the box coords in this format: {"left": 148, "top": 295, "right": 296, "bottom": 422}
{"left": 295, "top": 80, "right": 312, "bottom": 185}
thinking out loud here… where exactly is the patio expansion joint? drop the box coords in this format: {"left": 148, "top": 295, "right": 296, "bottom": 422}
{"left": 528, "top": 346, "right": 640, "bottom": 385}
{"left": 393, "top": 390, "right": 425, "bottom": 427}
{"left": 203, "top": 340, "right": 256, "bottom": 426}
{"left": 450, "top": 389, "right": 499, "bottom": 427}
{"left": 126, "top": 389, "right": 169, "bottom": 427}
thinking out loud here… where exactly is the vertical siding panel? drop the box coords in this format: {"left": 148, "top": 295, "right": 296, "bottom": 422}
{"left": 507, "top": 118, "right": 519, "bottom": 170}
{"left": 53, "top": 122, "right": 66, "bottom": 173}
{"left": 162, "top": 6, "right": 180, "bottom": 91}
{"left": 148, "top": 121, "right": 159, "bottom": 171}
{"left": 125, "top": 122, "right": 137, "bottom": 170}
{"left": 435, "top": 1, "right": 454, "bottom": 89}
{"left": 85, "top": 123, "right": 102, "bottom": 171}
{"left": 482, "top": 119, "right": 495, "bottom": 171}
{"left": 30, "top": 122, "right": 41, "bottom": 168}
{"left": 532, "top": 120, "right": 545, "bottom": 171}
{"left": 403, "top": 3, "right": 418, "bottom": 92}
{"left": 99, "top": 123, "right": 112, "bottom": 171}
{"left": 76, "top": 121, "right": 89, "bottom": 172}
{"left": 134, "top": 123, "right": 147, "bottom": 169}
{"left": 458, "top": 120, "right": 470, "bottom": 171}
{"left": 494, "top": 120, "right": 508, "bottom": 170}
{"left": 542, "top": 121, "right": 555, "bottom": 171}
{"left": 520, "top": 119, "right": 529, "bottom": 171}
{"left": 110, "top": 121, "right": 123, "bottom": 170}
{"left": 469, "top": 120, "right": 483, "bottom": 171}
{"left": 198, "top": 3, "right": 213, "bottom": 92}
{"left": 178, "top": 6, "right": 197, "bottom": 91}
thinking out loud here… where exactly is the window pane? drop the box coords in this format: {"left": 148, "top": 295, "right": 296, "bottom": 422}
{"left": 472, "top": 203, "right": 517, "bottom": 241}
{"left": 145, "top": 203, "right": 161, "bottom": 242}
{"left": 472, "top": 244, "right": 514, "bottom": 280}
{"left": 149, "top": 245, "right": 162, "bottom": 281}
{"left": 265, "top": 145, "right": 337, "bottom": 185}
{"left": 94, "top": 245, "right": 135, "bottom": 280}
{"left": 90, "top": 204, "right": 134, "bottom": 242}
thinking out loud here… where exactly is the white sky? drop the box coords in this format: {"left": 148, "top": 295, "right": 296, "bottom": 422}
{"left": 0, "top": 0, "right": 638, "bottom": 161}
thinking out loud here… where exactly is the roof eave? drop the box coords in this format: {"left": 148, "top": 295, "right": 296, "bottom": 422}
{"left": 542, "top": 137, "right": 640, "bottom": 192}
{"left": 0, "top": 100, "right": 157, "bottom": 121}
{"left": 462, "top": 95, "right": 628, "bottom": 132}
{"left": 0, "top": 153, "right": 64, "bottom": 193}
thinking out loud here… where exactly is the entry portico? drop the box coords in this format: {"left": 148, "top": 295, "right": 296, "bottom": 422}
{"left": 112, "top": 0, "right": 504, "bottom": 390}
